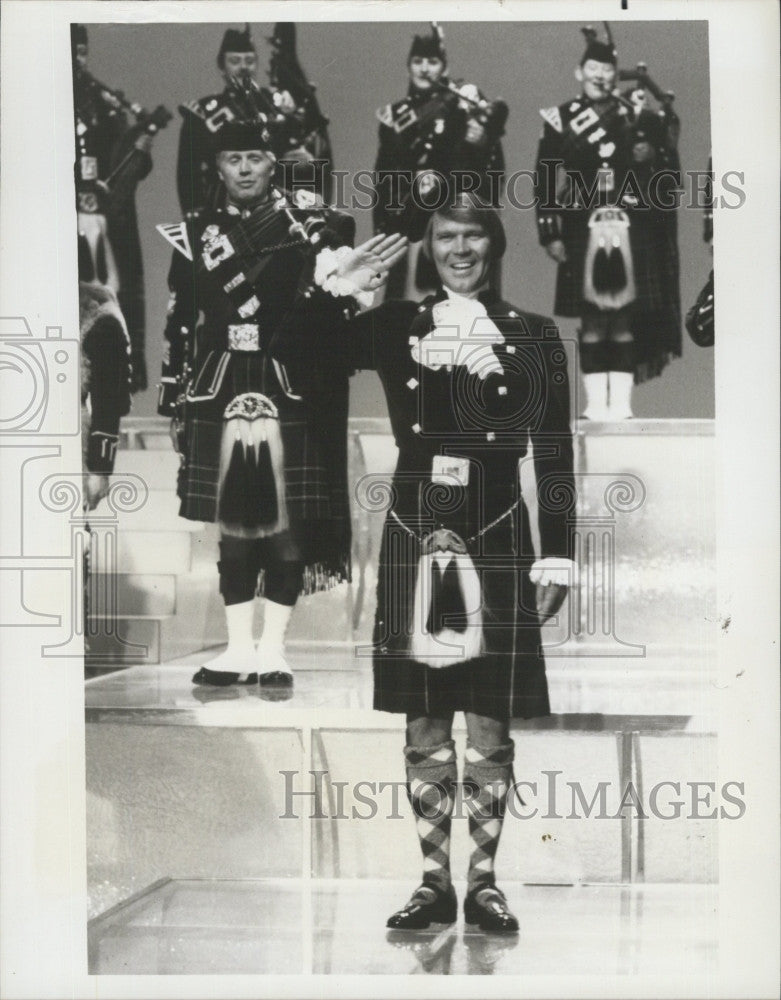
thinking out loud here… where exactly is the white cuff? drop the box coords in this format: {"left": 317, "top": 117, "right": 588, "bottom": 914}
{"left": 313, "top": 247, "right": 375, "bottom": 308}
{"left": 529, "top": 557, "right": 577, "bottom": 587}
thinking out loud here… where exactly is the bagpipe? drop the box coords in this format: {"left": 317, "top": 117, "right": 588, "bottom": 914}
{"left": 424, "top": 79, "right": 509, "bottom": 142}
{"left": 582, "top": 23, "right": 680, "bottom": 150}
{"left": 75, "top": 68, "right": 172, "bottom": 202}
{"left": 267, "top": 23, "right": 334, "bottom": 199}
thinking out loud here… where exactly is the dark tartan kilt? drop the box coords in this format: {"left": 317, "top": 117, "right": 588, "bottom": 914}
{"left": 555, "top": 209, "right": 682, "bottom": 382}
{"left": 177, "top": 350, "right": 351, "bottom": 584}
{"left": 372, "top": 496, "right": 551, "bottom": 721}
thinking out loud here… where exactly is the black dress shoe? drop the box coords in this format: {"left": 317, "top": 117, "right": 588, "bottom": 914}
{"left": 386, "top": 883, "right": 457, "bottom": 930}
{"left": 191, "top": 667, "right": 258, "bottom": 687}
{"left": 259, "top": 670, "right": 293, "bottom": 688}
{"left": 463, "top": 884, "right": 519, "bottom": 933}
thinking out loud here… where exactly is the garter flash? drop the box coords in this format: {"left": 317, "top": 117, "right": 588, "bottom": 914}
{"left": 583, "top": 206, "right": 636, "bottom": 311}
{"left": 410, "top": 529, "right": 484, "bottom": 668}
{"left": 217, "top": 393, "right": 288, "bottom": 539}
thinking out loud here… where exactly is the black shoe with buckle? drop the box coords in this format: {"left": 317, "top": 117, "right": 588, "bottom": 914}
{"left": 386, "top": 882, "right": 457, "bottom": 931}
{"left": 191, "top": 667, "right": 258, "bottom": 687}
{"left": 463, "top": 883, "right": 519, "bottom": 933}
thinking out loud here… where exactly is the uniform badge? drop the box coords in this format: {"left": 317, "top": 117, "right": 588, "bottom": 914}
{"left": 202, "top": 224, "right": 220, "bottom": 243}
{"left": 80, "top": 155, "right": 98, "bottom": 181}
{"left": 569, "top": 101, "right": 581, "bottom": 112}
{"left": 205, "top": 99, "right": 217, "bottom": 112}
{"left": 292, "top": 189, "right": 318, "bottom": 209}
{"left": 599, "top": 142, "right": 616, "bottom": 159}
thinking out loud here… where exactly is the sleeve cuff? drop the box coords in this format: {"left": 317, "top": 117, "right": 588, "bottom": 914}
{"left": 157, "top": 379, "right": 179, "bottom": 416}
{"left": 87, "top": 432, "right": 119, "bottom": 474}
{"left": 529, "top": 557, "right": 577, "bottom": 587}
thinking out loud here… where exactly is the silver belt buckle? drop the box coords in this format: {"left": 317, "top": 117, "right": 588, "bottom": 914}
{"left": 227, "top": 323, "right": 260, "bottom": 351}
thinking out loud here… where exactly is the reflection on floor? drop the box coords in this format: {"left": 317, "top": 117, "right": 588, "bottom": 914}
{"left": 88, "top": 877, "right": 718, "bottom": 976}
{"left": 85, "top": 652, "right": 715, "bottom": 725}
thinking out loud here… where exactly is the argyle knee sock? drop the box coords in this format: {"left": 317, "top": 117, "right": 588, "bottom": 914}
{"left": 404, "top": 740, "right": 457, "bottom": 894}
{"left": 462, "top": 740, "right": 515, "bottom": 894}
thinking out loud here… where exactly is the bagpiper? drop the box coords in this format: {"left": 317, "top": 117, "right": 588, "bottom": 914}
{"left": 373, "top": 23, "right": 507, "bottom": 299}
{"left": 534, "top": 24, "right": 682, "bottom": 420}
{"left": 159, "top": 120, "right": 404, "bottom": 694}
{"left": 72, "top": 24, "right": 160, "bottom": 392}
{"left": 176, "top": 24, "right": 332, "bottom": 217}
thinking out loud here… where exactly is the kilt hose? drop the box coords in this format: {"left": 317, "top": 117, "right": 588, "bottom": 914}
{"left": 372, "top": 495, "right": 551, "bottom": 722}
{"left": 177, "top": 349, "right": 351, "bottom": 594}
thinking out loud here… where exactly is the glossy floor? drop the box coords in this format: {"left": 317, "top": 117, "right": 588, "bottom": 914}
{"left": 85, "top": 654, "right": 716, "bottom": 726}
{"left": 88, "top": 877, "right": 718, "bottom": 976}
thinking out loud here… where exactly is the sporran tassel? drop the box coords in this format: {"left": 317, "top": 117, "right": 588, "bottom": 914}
{"left": 217, "top": 393, "right": 289, "bottom": 539}
{"left": 592, "top": 244, "right": 611, "bottom": 293}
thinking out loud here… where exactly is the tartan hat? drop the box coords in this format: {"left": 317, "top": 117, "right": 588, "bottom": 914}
{"left": 580, "top": 26, "right": 617, "bottom": 66}
{"left": 217, "top": 23, "right": 255, "bottom": 68}
{"left": 409, "top": 24, "right": 447, "bottom": 65}
{"left": 212, "top": 120, "right": 272, "bottom": 155}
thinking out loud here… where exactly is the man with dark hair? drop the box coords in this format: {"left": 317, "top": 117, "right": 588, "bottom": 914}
{"left": 534, "top": 26, "right": 682, "bottom": 420}
{"left": 176, "top": 23, "right": 331, "bottom": 216}
{"left": 159, "top": 120, "right": 404, "bottom": 694}
{"left": 72, "top": 24, "right": 156, "bottom": 392}
{"left": 373, "top": 23, "right": 507, "bottom": 299}
{"left": 272, "top": 194, "right": 575, "bottom": 929}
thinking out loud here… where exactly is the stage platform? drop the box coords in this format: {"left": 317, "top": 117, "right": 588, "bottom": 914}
{"left": 88, "top": 876, "right": 719, "bottom": 977}
{"left": 83, "top": 417, "right": 721, "bottom": 974}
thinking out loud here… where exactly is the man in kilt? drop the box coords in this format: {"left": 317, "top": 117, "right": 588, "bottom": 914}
{"left": 272, "top": 194, "right": 576, "bottom": 930}
{"left": 534, "top": 26, "right": 682, "bottom": 420}
{"left": 158, "top": 120, "right": 405, "bottom": 693}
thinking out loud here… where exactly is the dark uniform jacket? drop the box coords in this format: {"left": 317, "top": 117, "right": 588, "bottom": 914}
{"left": 74, "top": 74, "right": 152, "bottom": 391}
{"left": 373, "top": 83, "right": 505, "bottom": 235}
{"left": 79, "top": 282, "right": 132, "bottom": 474}
{"left": 158, "top": 194, "right": 357, "bottom": 588}
{"left": 271, "top": 288, "right": 575, "bottom": 719}
{"left": 534, "top": 91, "right": 682, "bottom": 381}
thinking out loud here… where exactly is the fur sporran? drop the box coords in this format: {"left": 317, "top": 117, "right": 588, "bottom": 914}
{"left": 583, "top": 207, "right": 636, "bottom": 311}
{"left": 409, "top": 529, "right": 484, "bottom": 667}
{"left": 217, "top": 393, "right": 288, "bottom": 539}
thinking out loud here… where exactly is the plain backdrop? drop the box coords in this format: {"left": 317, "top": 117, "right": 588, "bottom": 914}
{"left": 81, "top": 19, "right": 714, "bottom": 419}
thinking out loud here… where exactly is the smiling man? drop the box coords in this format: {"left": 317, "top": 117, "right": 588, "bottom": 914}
{"left": 273, "top": 193, "right": 576, "bottom": 931}
{"left": 159, "top": 120, "right": 404, "bottom": 695}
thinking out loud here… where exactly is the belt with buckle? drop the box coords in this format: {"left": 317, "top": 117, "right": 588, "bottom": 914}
{"left": 227, "top": 323, "right": 260, "bottom": 352}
